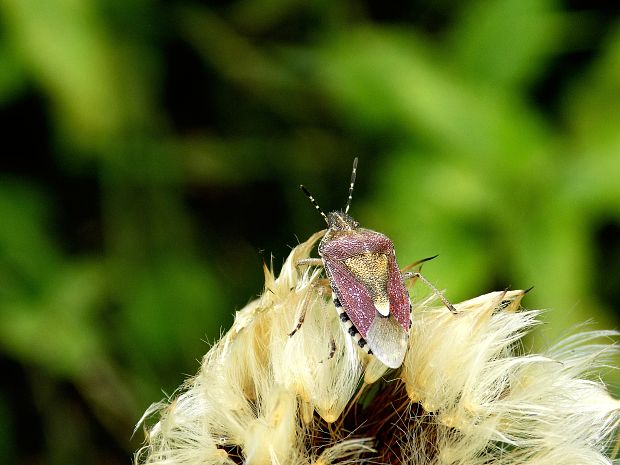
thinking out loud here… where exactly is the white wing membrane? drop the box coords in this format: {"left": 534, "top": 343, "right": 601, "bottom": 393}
{"left": 366, "top": 315, "right": 408, "bottom": 368}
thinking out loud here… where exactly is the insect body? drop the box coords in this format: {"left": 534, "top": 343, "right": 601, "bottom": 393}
{"left": 299, "top": 158, "right": 411, "bottom": 368}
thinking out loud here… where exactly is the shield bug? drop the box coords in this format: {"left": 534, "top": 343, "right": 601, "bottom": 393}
{"left": 296, "top": 158, "right": 456, "bottom": 368}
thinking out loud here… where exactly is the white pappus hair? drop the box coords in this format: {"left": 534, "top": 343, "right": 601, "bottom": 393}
{"left": 135, "top": 232, "right": 620, "bottom": 465}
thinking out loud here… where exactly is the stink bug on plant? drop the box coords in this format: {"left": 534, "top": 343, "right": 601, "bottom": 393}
{"left": 294, "top": 158, "right": 456, "bottom": 369}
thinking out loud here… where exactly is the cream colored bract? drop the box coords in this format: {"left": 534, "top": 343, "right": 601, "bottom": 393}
{"left": 136, "top": 233, "right": 620, "bottom": 465}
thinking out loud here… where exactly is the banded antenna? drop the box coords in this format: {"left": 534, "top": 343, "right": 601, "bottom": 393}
{"left": 300, "top": 185, "right": 328, "bottom": 224}
{"left": 344, "top": 157, "right": 358, "bottom": 214}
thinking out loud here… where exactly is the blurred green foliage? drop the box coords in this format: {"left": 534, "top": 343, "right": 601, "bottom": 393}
{"left": 0, "top": 0, "right": 619, "bottom": 463}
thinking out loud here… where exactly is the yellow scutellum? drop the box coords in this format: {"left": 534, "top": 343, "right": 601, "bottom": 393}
{"left": 135, "top": 232, "right": 620, "bottom": 465}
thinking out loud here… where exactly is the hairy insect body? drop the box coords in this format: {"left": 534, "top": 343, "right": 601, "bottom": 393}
{"left": 318, "top": 212, "right": 410, "bottom": 368}
{"left": 298, "top": 158, "right": 457, "bottom": 368}
{"left": 297, "top": 159, "right": 455, "bottom": 369}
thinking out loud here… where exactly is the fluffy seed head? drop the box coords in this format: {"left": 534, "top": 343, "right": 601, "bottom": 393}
{"left": 135, "top": 233, "right": 620, "bottom": 465}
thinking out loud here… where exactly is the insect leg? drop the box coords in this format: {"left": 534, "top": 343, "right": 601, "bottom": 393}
{"left": 319, "top": 337, "right": 337, "bottom": 363}
{"left": 288, "top": 278, "right": 332, "bottom": 337}
{"left": 403, "top": 271, "right": 458, "bottom": 314}
{"left": 292, "top": 257, "right": 325, "bottom": 334}
{"left": 296, "top": 258, "right": 324, "bottom": 268}
{"left": 288, "top": 298, "right": 309, "bottom": 337}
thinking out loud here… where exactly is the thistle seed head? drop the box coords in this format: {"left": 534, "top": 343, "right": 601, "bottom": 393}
{"left": 136, "top": 232, "right": 620, "bottom": 465}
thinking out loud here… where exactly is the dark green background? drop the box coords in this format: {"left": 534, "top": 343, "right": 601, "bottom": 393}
{"left": 1, "top": 0, "right": 619, "bottom": 463}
